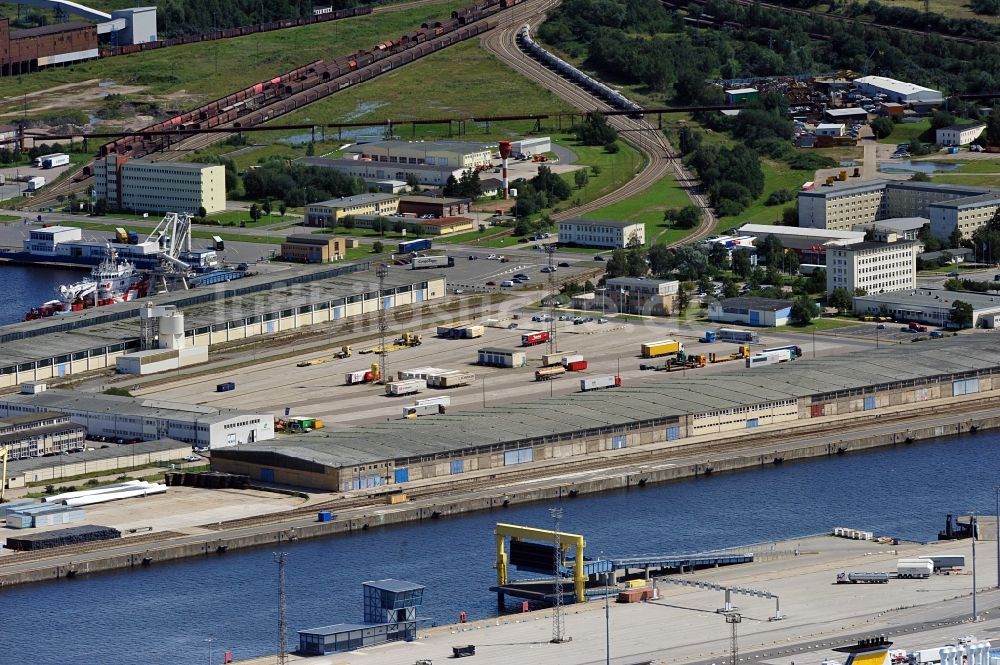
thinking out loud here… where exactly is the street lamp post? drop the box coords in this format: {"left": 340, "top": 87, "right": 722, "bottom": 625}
{"left": 205, "top": 637, "right": 214, "bottom": 665}
{"left": 972, "top": 512, "right": 978, "bottom": 622}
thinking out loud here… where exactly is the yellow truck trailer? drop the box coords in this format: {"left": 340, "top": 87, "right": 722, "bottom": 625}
{"left": 640, "top": 339, "right": 683, "bottom": 358}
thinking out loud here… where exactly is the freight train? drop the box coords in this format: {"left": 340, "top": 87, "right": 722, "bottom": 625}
{"left": 516, "top": 24, "right": 644, "bottom": 119}
{"left": 99, "top": 7, "right": 373, "bottom": 58}
{"left": 99, "top": 0, "right": 520, "bottom": 160}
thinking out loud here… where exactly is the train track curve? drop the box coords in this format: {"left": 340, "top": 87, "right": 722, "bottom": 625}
{"left": 479, "top": 0, "right": 716, "bottom": 247}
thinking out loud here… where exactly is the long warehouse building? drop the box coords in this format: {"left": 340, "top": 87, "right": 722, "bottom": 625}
{"left": 0, "top": 265, "right": 445, "bottom": 389}
{"left": 212, "top": 337, "right": 1000, "bottom": 491}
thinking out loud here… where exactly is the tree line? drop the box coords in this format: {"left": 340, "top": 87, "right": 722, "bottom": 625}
{"left": 155, "top": 0, "right": 363, "bottom": 38}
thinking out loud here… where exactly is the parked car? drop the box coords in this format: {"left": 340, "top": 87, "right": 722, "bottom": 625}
{"left": 594, "top": 255, "right": 605, "bottom": 261}
{"left": 507, "top": 322, "right": 518, "bottom": 329}
{"left": 485, "top": 281, "right": 496, "bottom": 286}
{"left": 877, "top": 323, "right": 886, "bottom": 329}
{"left": 468, "top": 255, "right": 478, "bottom": 260}
{"left": 514, "top": 273, "right": 529, "bottom": 280}
{"left": 454, "top": 288, "right": 465, "bottom": 294}
{"left": 930, "top": 331, "right": 944, "bottom": 338}
{"left": 948, "top": 271, "right": 960, "bottom": 277}
{"left": 487, "top": 254, "right": 497, "bottom": 260}
{"left": 559, "top": 314, "right": 572, "bottom": 321}
{"left": 500, "top": 280, "right": 515, "bottom": 287}
{"left": 598, "top": 318, "right": 609, "bottom": 324}
{"left": 558, "top": 262, "right": 570, "bottom": 267}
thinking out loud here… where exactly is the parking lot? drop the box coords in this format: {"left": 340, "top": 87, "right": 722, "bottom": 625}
{"left": 439, "top": 248, "right": 601, "bottom": 294}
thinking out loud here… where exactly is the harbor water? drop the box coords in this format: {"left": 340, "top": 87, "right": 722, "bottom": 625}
{"left": 2, "top": 430, "right": 1000, "bottom": 664}
{"left": 0, "top": 263, "right": 88, "bottom": 325}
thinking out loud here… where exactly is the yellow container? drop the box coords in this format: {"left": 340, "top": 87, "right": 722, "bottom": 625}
{"left": 626, "top": 579, "right": 646, "bottom": 589}
{"left": 387, "top": 493, "right": 409, "bottom": 505}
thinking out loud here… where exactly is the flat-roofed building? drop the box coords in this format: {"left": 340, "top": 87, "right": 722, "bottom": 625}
{"left": 305, "top": 193, "right": 400, "bottom": 227}
{"left": 824, "top": 107, "right": 869, "bottom": 123}
{"left": 397, "top": 195, "right": 471, "bottom": 218}
{"left": 816, "top": 123, "right": 846, "bottom": 137}
{"left": 798, "top": 180, "right": 999, "bottom": 233}
{"left": 94, "top": 156, "right": 226, "bottom": 214}
{"left": 0, "top": 388, "right": 274, "bottom": 449}
{"left": 294, "top": 156, "right": 464, "bottom": 187}
{"left": 21, "top": 225, "right": 82, "bottom": 255}
{"left": 604, "top": 276, "right": 679, "bottom": 315}
{"left": 826, "top": 232, "right": 918, "bottom": 295}
{"left": 281, "top": 235, "right": 348, "bottom": 263}
{"left": 853, "top": 76, "right": 943, "bottom": 105}
{"left": 929, "top": 193, "right": 1000, "bottom": 241}
{"left": 707, "top": 297, "right": 794, "bottom": 327}
{"left": 557, "top": 218, "right": 644, "bottom": 248}
{"left": 936, "top": 123, "right": 987, "bottom": 146}
{"left": 347, "top": 140, "right": 492, "bottom": 169}
{"left": 854, "top": 288, "right": 1000, "bottom": 328}
{"left": 852, "top": 217, "right": 927, "bottom": 241}
{"left": 0, "top": 411, "right": 85, "bottom": 460}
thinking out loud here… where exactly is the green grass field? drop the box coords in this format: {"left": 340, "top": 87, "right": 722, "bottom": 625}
{"left": 581, "top": 173, "right": 689, "bottom": 245}
{"left": 876, "top": 120, "right": 933, "bottom": 145}
{"left": 716, "top": 159, "right": 814, "bottom": 231}
{"left": 928, "top": 173, "right": 1000, "bottom": 186}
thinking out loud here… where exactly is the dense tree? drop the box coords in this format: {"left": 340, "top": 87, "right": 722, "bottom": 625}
{"left": 605, "top": 248, "right": 628, "bottom": 279}
{"left": 731, "top": 248, "right": 753, "bottom": 278}
{"left": 828, "top": 287, "right": 853, "bottom": 313}
{"left": 951, "top": 301, "right": 974, "bottom": 328}
{"left": 790, "top": 295, "right": 819, "bottom": 326}
{"left": 574, "top": 169, "right": 589, "bottom": 188}
{"left": 664, "top": 205, "right": 701, "bottom": 229}
{"left": 372, "top": 241, "right": 384, "bottom": 254}
{"left": 574, "top": 112, "right": 618, "bottom": 146}
{"left": 870, "top": 116, "right": 895, "bottom": 139}
{"left": 242, "top": 160, "right": 364, "bottom": 205}
{"left": 676, "top": 283, "right": 690, "bottom": 314}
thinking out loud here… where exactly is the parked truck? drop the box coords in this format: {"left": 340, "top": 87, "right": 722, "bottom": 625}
{"left": 398, "top": 238, "right": 432, "bottom": 254}
{"left": 426, "top": 371, "right": 475, "bottom": 389}
{"left": 437, "top": 321, "right": 484, "bottom": 339}
{"left": 836, "top": 571, "right": 890, "bottom": 584}
{"left": 700, "top": 330, "right": 717, "bottom": 343}
{"left": 581, "top": 375, "right": 621, "bottom": 391}
{"left": 746, "top": 349, "right": 792, "bottom": 368}
{"left": 34, "top": 153, "right": 69, "bottom": 168}
{"left": 345, "top": 365, "right": 381, "bottom": 385}
{"left": 717, "top": 328, "right": 759, "bottom": 343}
{"left": 907, "top": 321, "right": 928, "bottom": 333}
{"left": 535, "top": 366, "right": 566, "bottom": 381}
{"left": 411, "top": 255, "right": 454, "bottom": 269}
{"left": 385, "top": 378, "right": 426, "bottom": 396}
{"left": 521, "top": 331, "right": 550, "bottom": 347}
{"left": 641, "top": 339, "right": 683, "bottom": 358}
{"left": 897, "top": 558, "right": 934, "bottom": 579}
{"left": 542, "top": 351, "right": 575, "bottom": 367}
{"left": 561, "top": 355, "right": 588, "bottom": 371}
{"left": 402, "top": 396, "right": 451, "bottom": 418}
{"left": 25, "top": 176, "right": 45, "bottom": 192}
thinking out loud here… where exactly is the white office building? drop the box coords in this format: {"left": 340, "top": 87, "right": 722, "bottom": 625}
{"left": 826, "top": 232, "right": 918, "bottom": 295}
{"left": 854, "top": 289, "right": 1000, "bottom": 328}
{"left": 935, "top": 123, "right": 987, "bottom": 146}
{"left": 0, "top": 388, "right": 273, "bottom": 449}
{"left": 815, "top": 123, "right": 846, "bottom": 137}
{"left": 95, "top": 156, "right": 226, "bottom": 214}
{"left": 557, "top": 219, "right": 644, "bottom": 248}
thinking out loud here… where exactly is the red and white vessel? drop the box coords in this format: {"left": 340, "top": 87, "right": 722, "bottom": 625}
{"left": 24, "top": 246, "right": 148, "bottom": 320}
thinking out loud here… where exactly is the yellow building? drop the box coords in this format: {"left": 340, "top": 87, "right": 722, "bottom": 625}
{"left": 94, "top": 156, "right": 226, "bottom": 214}
{"left": 280, "top": 235, "right": 348, "bottom": 263}
{"left": 305, "top": 193, "right": 400, "bottom": 227}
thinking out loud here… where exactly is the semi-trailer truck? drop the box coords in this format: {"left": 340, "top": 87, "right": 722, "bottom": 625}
{"left": 426, "top": 371, "right": 476, "bottom": 389}
{"left": 717, "top": 328, "right": 759, "bottom": 343}
{"left": 745, "top": 349, "right": 792, "bottom": 368}
{"left": 897, "top": 558, "right": 934, "bottom": 579}
{"left": 25, "top": 176, "right": 45, "bottom": 191}
{"left": 535, "top": 366, "right": 566, "bottom": 381}
{"left": 521, "top": 331, "right": 550, "bottom": 346}
{"left": 836, "top": 571, "right": 890, "bottom": 584}
{"left": 345, "top": 365, "right": 380, "bottom": 385}
{"left": 411, "top": 255, "right": 454, "bottom": 269}
{"left": 640, "top": 339, "right": 682, "bottom": 358}
{"left": 581, "top": 375, "right": 621, "bottom": 391}
{"left": 399, "top": 238, "right": 432, "bottom": 253}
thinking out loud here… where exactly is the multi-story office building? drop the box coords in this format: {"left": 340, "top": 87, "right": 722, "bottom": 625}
{"left": 305, "top": 194, "right": 400, "bottom": 227}
{"left": 826, "top": 232, "right": 918, "bottom": 295}
{"left": 929, "top": 193, "right": 1000, "bottom": 241}
{"left": 557, "top": 219, "right": 645, "bottom": 248}
{"left": 94, "top": 156, "right": 226, "bottom": 214}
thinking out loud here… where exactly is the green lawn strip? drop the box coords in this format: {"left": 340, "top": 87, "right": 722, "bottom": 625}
{"left": 579, "top": 172, "right": 689, "bottom": 245}
{"left": 0, "top": 1, "right": 472, "bottom": 106}
{"left": 876, "top": 120, "right": 933, "bottom": 145}
{"left": 0, "top": 214, "right": 20, "bottom": 223}
{"left": 928, "top": 173, "right": 1000, "bottom": 187}
{"left": 947, "top": 160, "right": 1000, "bottom": 174}
{"left": 271, "top": 39, "right": 573, "bottom": 129}
{"left": 716, "top": 159, "right": 813, "bottom": 231}
{"left": 782, "top": 318, "right": 859, "bottom": 332}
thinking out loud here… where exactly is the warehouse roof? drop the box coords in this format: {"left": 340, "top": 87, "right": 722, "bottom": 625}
{"left": 855, "top": 289, "right": 1000, "bottom": 310}
{"left": 0, "top": 389, "right": 260, "bottom": 425}
{"left": 4, "top": 439, "right": 189, "bottom": 475}
{"left": 216, "top": 337, "right": 1000, "bottom": 469}
{"left": 295, "top": 157, "right": 463, "bottom": 175}
{"left": 854, "top": 75, "right": 941, "bottom": 97}
{"left": 12, "top": 21, "right": 92, "bottom": 38}
{"left": 713, "top": 297, "right": 792, "bottom": 312}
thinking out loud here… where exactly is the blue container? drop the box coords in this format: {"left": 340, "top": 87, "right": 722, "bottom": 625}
{"left": 317, "top": 511, "right": 332, "bottom": 522}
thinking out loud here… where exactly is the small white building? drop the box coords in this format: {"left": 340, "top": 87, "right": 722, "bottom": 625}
{"left": 935, "top": 123, "right": 986, "bottom": 146}
{"left": 825, "top": 232, "right": 918, "bottom": 295}
{"left": 853, "top": 289, "right": 1000, "bottom": 328}
{"left": 116, "top": 304, "right": 209, "bottom": 376}
{"left": 557, "top": 218, "right": 645, "bottom": 248}
{"left": 604, "top": 276, "right": 679, "bottom": 315}
{"left": 815, "top": 123, "right": 846, "bottom": 137}
{"left": 22, "top": 226, "right": 82, "bottom": 255}
{"left": 708, "top": 297, "right": 794, "bottom": 327}
{"left": 511, "top": 137, "right": 551, "bottom": 156}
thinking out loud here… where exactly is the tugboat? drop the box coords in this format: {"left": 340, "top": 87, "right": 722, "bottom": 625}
{"left": 24, "top": 246, "right": 148, "bottom": 320}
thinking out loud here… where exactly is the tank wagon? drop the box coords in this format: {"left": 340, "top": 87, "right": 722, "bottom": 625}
{"left": 516, "top": 24, "right": 643, "bottom": 119}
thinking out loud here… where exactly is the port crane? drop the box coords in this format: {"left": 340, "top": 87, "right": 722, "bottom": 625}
{"left": 145, "top": 212, "right": 195, "bottom": 292}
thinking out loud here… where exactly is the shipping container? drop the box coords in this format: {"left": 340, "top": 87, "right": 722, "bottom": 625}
{"left": 385, "top": 378, "right": 426, "bottom": 396}
{"left": 216, "top": 381, "right": 236, "bottom": 392}
{"left": 542, "top": 351, "right": 575, "bottom": 367}
{"left": 411, "top": 255, "right": 454, "bottom": 269}
{"left": 403, "top": 403, "right": 443, "bottom": 418}
{"left": 535, "top": 366, "right": 566, "bottom": 381}
{"left": 427, "top": 371, "right": 475, "bottom": 389}
{"left": 918, "top": 554, "right": 965, "bottom": 570}
{"left": 345, "top": 369, "right": 375, "bottom": 385}
{"left": 521, "top": 331, "right": 550, "bottom": 346}
{"left": 415, "top": 396, "right": 451, "bottom": 408}
{"left": 580, "top": 375, "right": 621, "bottom": 391}
{"left": 762, "top": 344, "right": 802, "bottom": 358}
{"left": 640, "top": 339, "right": 682, "bottom": 358}
{"left": 398, "top": 366, "right": 448, "bottom": 381}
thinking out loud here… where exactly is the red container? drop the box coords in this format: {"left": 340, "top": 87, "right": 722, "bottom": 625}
{"left": 565, "top": 360, "right": 588, "bottom": 371}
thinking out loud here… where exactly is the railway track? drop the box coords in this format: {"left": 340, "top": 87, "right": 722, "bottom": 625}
{"left": 480, "top": 1, "right": 716, "bottom": 246}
